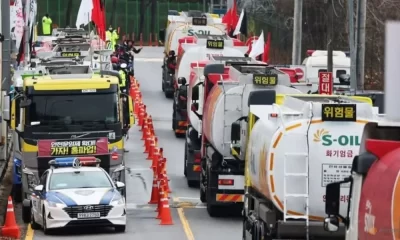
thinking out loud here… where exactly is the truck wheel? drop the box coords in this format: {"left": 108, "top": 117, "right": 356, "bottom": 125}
{"left": 187, "top": 180, "right": 199, "bottom": 188}
{"left": 206, "top": 165, "right": 222, "bottom": 217}
{"left": 162, "top": 81, "right": 165, "bottom": 92}
{"left": 22, "top": 204, "right": 31, "bottom": 224}
{"left": 172, "top": 112, "right": 176, "bottom": 130}
{"left": 12, "top": 184, "right": 22, "bottom": 203}
{"left": 175, "top": 132, "right": 185, "bottom": 138}
{"left": 184, "top": 144, "right": 187, "bottom": 177}
{"left": 165, "top": 91, "right": 173, "bottom": 98}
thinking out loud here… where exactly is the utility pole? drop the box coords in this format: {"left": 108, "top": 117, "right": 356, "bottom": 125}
{"left": 348, "top": 0, "right": 357, "bottom": 92}
{"left": 292, "top": 0, "right": 303, "bottom": 65}
{"left": 327, "top": 0, "right": 333, "bottom": 73}
{"left": 356, "top": 0, "right": 366, "bottom": 91}
{"left": 23, "top": 0, "right": 31, "bottom": 67}
{"left": 1, "top": 0, "right": 11, "bottom": 91}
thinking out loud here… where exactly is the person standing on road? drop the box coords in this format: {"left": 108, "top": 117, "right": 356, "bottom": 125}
{"left": 106, "top": 26, "right": 119, "bottom": 49}
{"left": 42, "top": 14, "right": 52, "bottom": 35}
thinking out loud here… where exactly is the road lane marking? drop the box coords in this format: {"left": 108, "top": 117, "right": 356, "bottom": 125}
{"left": 25, "top": 224, "right": 34, "bottom": 240}
{"left": 175, "top": 197, "right": 195, "bottom": 240}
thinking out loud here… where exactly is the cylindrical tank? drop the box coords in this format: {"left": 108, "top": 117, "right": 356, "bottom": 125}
{"left": 357, "top": 148, "right": 400, "bottom": 239}
{"left": 248, "top": 115, "right": 367, "bottom": 219}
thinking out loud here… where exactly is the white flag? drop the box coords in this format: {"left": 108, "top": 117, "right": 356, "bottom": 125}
{"left": 233, "top": 9, "right": 244, "bottom": 36}
{"left": 76, "top": 0, "right": 93, "bottom": 29}
{"left": 249, "top": 31, "right": 265, "bottom": 58}
{"left": 14, "top": 0, "right": 25, "bottom": 50}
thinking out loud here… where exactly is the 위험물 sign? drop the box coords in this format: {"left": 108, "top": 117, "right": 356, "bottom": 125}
{"left": 61, "top": 51, "right": 81, "bottom": 57}
{"left": 192, "top": 17, "right": 207, "bottom": 26}
{"left": 252, "top": 73, "right": 278, "bottom": 86}
{"left": 321, "top": 104, "right": 357, "bottom": 122}
{"left": 37, "top": 138, "right": 109, "bottom": 157}
{"left": 206, "top": 39, "right": 224, "bottom": 49}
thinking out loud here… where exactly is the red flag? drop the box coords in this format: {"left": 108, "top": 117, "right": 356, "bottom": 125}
{"left": 230, "top": 0, "right": 239, "bottom": 31}
{"left": 263, "top": 32, "right": 271, "bottom": 63}
{"left": 92, "top": 0, "right": 106, "bottom": 41}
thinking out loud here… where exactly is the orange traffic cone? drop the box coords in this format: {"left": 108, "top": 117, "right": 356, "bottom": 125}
{"left": 140, "top": 118, "right": 147, "bottom": 132}
{"left": 160, "top": 158, "right": 171, "bottom": 192}
{"left": 147, "top": 137, "right": 157, "bottom": 160}
{"left": 141, "top": 121, "right": 149, "bottom": 140}
{"left": 156, "top": 180, "right": 165, "bottom": 218}
{"left": 1, "top": 196, "right": 20, "bottom": 238}
{"left": 148, "top": 167, "right": 159, "bottom": 204}
{"left": 144, "top": 135, "right": 153, "bottom": 154}
{"left": 159, "top": 178, "right": 173, "bottom": 225}
{"left": 151, "top": 149, "right": 160, "bottom": 168}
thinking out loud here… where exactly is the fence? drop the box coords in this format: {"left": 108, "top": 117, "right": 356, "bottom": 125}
{"left": 37, "top": 0, "right": 205, "bottom": 43}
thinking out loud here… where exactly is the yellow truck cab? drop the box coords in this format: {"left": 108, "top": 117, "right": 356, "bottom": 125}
{"left": 11, "top": 73, "right": 134, "bottom": 220}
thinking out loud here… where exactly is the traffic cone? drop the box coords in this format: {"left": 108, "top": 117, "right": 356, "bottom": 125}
{"left": 144, "top": 135, "right": 153, "bottom": 154}
{"left": 156, "top": 180, "right": 165, "bottom": 218}
{"left": 140, "top": 118, "right": 147, "bottom": 132}
{"left": 151, "top": 149, "right": 160, "bottom": 168}
{"left": 148, "top": 167, "right": 159, "bottom": 204}
{"left": 138, "top": 105, "right": 146, "bottom": 126}
{"left": 147, "top": 137, "right": 157, "bottom": 160}
{"left": 159, "top": 178, "right": 173, "bottom": 225}
{"left": 141, "top": 122, "right": 149, "bottom": 140}
{"left": 1, "top": 196, "right": 20, "bottom": 239}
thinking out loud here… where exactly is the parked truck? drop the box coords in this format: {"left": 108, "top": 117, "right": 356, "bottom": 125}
{"left": 192, "top": 63, "right": 302, "bottom": 216}
{"left": 184, "top": 56, "right": 257, "bottom": 187}
{"left": 11, "top": 70, "right": 134, "bottom": 223}
{"left": 239, "top": 92, "right": 375, "bottom": 239}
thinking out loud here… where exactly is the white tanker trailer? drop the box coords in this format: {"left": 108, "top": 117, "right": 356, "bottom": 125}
{"left": 236, "top": 93, "right": 376, "bottom": 239}
{"left": 193, "top": 64, "right": 302, "bottom": 216}
{"left": 184, "top": 57, "right": 260, "bottom": 187}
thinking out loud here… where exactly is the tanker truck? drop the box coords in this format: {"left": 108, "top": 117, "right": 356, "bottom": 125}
{"left": 172, "top": 37, "right": 245, "bottom": 137}
{"left": 193, "top": 63, "right": 303, "bottom": 216}
{"left": 239, "top": 93, "right": 375, "bottom": 239}
{"left": 184, "top": 56, "right": 259, "bottom": 187}
{"left": 322, "top": 21, "right": 399, "bottom": 240}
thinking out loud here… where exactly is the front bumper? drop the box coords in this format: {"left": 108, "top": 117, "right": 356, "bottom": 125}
{"left": 46, "top": 204, "right": 126, "bottom": 229}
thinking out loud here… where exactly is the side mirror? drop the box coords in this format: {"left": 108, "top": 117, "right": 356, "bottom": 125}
{"left": 192, "top": 85, "right": 199, "bottom": 101}
{"left": 231, "top": 121, "right": 241, "bottom": 141}
{"left": 20, "top": 99, "right": 32, "bottom": 108}
{"left": 34, "top": 185, "right": 44, "bottom": 192}
{"left": 178, "top": 77, "right": 187, "bottom": 85}
{"left": 115, "top": 181, "right": 125, "bottom": 189}
{"left": 159, "top": 29, "right": 166, "bottom": 42}
{"left": 325, "top": 182, "right": 341, "bottom": 215}
{"left": 338, "top": 74, "right": 350, "bottom": 85}
{"left": 191, "top": 102, "right": 198, "bottom": 112}
{"left": 324, "top": 216, "right": 339, "bottom": 232}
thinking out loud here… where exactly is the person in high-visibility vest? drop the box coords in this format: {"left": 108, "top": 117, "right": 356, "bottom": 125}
{"left": 106, "top": 26, "right": 119, "bottom": 49}
{"left": 42, "top": 14, "right": 52, "bottom": 35}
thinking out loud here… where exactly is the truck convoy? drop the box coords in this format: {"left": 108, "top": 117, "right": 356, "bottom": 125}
{"left": 191, "top": 63, "right": 303, "bottom": 216}
{"left": 11, "top": 34, "right": 134, "bottom": 223}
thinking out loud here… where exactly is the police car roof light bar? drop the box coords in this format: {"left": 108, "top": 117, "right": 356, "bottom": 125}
{"left": 49, "top": 157, "right": 80, "bottom": 168}
{"left": 78, "top": 156, "right": 101, "bottom": 167}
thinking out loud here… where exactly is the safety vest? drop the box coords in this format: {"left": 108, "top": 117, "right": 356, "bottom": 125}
{"left": 119, "top": 70, "right": 126, "bottom": 87}
{"left": 42, "top": 16, "right": 52, "bottom": 35}
{"left": 106, "top": 30, "right": 119, "bottom": 49}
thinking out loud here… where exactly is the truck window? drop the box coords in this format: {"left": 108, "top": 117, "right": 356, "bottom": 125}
{"left": 25, "top": 93, "right": 119, "bottom": 126}
{"left": 318, "top": 69, "right": 327, "bottom": 73}
{"left": 336, "top": 69, "right": 346, "bottom": 77}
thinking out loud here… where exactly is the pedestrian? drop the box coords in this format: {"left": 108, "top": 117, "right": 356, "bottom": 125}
{"left": 42, "top": 14, "right": 52, "bottom": 35}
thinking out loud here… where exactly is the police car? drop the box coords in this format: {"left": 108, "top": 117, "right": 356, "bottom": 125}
{"left": 29, "top": 157, "right": 126, "bottom": 234}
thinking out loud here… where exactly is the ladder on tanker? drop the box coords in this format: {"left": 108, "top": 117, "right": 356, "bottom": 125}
{"left": 283, "top": 141, "right": 310, "bottom": 239}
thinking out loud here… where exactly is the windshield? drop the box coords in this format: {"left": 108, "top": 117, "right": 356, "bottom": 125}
{"left": 27, "top": 93, "right": 119, "bottom": 125}
{"left": 49, "top": 171, "right": 112, "bottom": 190}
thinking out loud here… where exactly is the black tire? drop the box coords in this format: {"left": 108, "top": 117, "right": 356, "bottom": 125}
{"left": 12, "top": 184, "right": 22, "bottom": 203}
{"left": 184, "top": 143, "right": 187, "bottom": 177}
{"left": 175, "top": 132, "right": 185, "bottom": 138}
{"left": 165, "top": 91, "right": 173, "bottom": 98}
{"left": 206, "top": 165, "right": 221, "bottom": 217}
{"left": 115, "top": 225, "right": 126, "bottom": 233}
{"left": 30, "top": 208, "right": 41, "bottom": 230}
{"left": 200, "top": 159, "right": 206, "bottom": 203}
{"left": 162, "top": 81, "right": 165, "bottom": 92}
{"left": 187, "top": 180, "right": 199, "bottom": 188}
{"left": 22, "top": 204, "right": 31, "bottom": 224}
{"left": 200, "top": 188, "right": 206, "bottom": 203}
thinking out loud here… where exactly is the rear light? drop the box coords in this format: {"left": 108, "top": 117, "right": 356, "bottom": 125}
{"left": 111, "top": 152, "right": 118, "bottom": 160}
{"left": 270, "top": 113, "right": 278, "bottom": 118}
{"left": 218, "top": 179, "right": 234, "bottom": 185}
{"left": 194, "top": 152, "right": 201, "bottom": 163}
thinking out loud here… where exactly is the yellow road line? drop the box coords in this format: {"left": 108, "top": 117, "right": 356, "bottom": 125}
{"left": 25, "top": 224, "right": 34, "bottom": 240}
{"left": 174, "top": 197, "right": 195, "bottom": 240}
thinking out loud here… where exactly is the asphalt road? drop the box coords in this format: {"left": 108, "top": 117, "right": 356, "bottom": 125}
{"left": 28, "top": 47, "right": 242, "bottom": 240}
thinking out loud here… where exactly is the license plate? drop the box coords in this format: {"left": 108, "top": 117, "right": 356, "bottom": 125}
{"left": 77, "top": 212, "right": 100, "bottom": 219}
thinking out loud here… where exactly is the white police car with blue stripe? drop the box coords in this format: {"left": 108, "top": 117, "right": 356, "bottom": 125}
{"left": 30, "top": 157, "right": 126, "bottom": 234}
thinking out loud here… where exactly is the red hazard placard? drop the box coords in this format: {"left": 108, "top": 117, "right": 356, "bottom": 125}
{"left": 318, "top": 72, "right": 333, "bottom": 95}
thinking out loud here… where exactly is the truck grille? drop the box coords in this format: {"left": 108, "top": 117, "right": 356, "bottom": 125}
{"left": 63, "top": 205, "right": 113, "bottom": 218}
